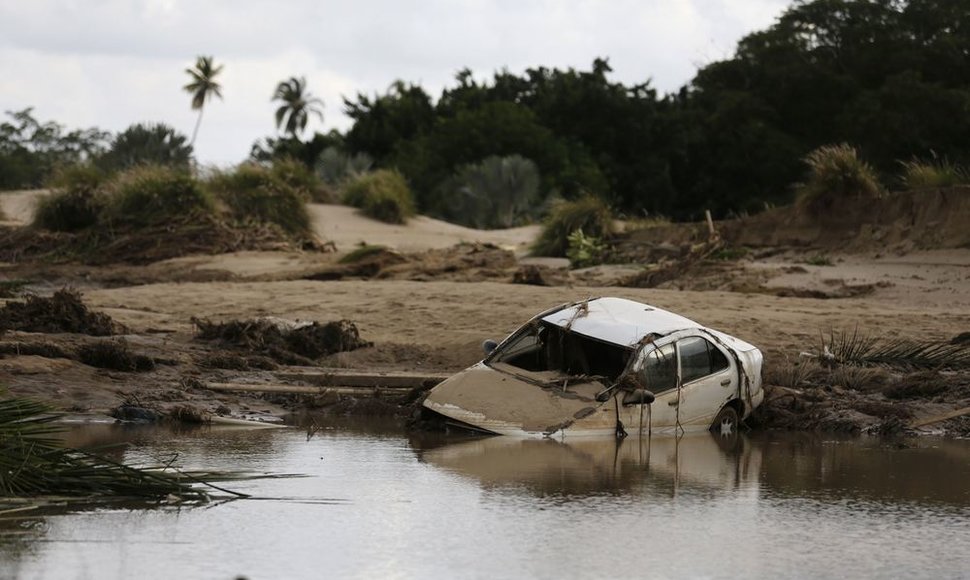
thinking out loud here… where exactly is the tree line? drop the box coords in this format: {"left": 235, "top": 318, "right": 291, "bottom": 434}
{"left": 3, "top": 0, "right": 968, "bottom": 223}
{"left": 328, "top": 0, "right": 970, "bottom": 221}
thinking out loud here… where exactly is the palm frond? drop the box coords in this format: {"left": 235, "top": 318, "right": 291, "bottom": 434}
{"left": 0, "top": 393, "right": 243, "bottom": 501}
{"left": 819, "top": 328, "right": 970, "bottom": 370}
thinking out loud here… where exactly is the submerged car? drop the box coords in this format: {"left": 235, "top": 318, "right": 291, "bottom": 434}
{"left": 423, "top": 297, "right": 764, "bottom": 438}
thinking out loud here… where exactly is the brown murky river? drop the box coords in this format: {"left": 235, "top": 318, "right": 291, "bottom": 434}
{"left": 2, "top": 419, "right": 969, "bottom": 579}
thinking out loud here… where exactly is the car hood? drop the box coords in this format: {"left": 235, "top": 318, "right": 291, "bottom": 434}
{"left": 422, "top": 362, "right": 607, "bottom": 437}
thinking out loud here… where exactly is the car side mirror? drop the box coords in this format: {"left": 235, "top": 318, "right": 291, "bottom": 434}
{"left": 482, "top": 339, "right": 498, "bottom": 355}
{"left": 622, "top": 389, "right": 656, "bottom": 406}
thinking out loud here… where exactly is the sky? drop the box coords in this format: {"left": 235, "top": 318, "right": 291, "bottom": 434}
{"left": 0, "top": 0, "right": 792, "bottom": 165}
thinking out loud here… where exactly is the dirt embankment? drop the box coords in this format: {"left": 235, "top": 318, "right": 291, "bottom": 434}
{"left": 625, "top": 186, "right": 970, "bottom": 253}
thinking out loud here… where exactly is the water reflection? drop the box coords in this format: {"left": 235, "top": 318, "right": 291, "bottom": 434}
{"left": 756, "top": 433, "right": 970, "bottom": 506}
{"left": 412, "top": 432, "right": 761, "bottom": 498}
{"left": 2, "top": 420, "right": 969, "bottom": 580}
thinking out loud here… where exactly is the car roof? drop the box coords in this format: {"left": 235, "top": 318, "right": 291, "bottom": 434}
{"left": 541, "top": 297, "right": 704, "bottom": 348}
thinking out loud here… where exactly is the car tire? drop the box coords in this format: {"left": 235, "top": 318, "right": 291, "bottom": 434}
{"left": 710, "top": 405, "right": 739, "bottom": 437}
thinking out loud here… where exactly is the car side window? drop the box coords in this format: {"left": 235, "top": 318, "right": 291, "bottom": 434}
{"left": 679, "top": 337, "right": 730, "bottom": 384}
{"left": 638, "top": 343, "right": 677, "bottom": 393}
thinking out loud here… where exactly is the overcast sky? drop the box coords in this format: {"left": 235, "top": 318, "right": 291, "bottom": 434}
{"left": 0, "top": 0, "right": 792, "bottom": 165}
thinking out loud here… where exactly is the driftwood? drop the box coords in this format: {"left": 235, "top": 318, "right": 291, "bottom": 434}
{"left": 206, "top": 382, "right": 415, "bottom": 397}
{"left": 909, "top": 406, "right": 970, "bottom": 428}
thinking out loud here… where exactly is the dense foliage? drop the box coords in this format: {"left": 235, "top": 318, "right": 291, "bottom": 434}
{"left": 97, "top": 123, "right": 193, "bottom": 172}
{"left": 0, "top": 109, "right": 109, "bottom": 190}
{"left": 332, "top": 0, "right": 970, "bottom": 221}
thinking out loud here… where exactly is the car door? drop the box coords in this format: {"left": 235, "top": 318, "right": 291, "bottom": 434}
{"left": 621, "top": 340, "right": 680, "bottom": 433}
{"left": 674, "top": 335, "right": 737, "bottom": 429}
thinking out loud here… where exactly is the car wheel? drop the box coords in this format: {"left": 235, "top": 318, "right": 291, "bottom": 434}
{"left": 710, "top": 405, "right": 739, "bottom": 437}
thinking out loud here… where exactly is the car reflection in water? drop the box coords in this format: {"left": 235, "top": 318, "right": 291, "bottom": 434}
{"left": 410, "top": 431, "right": 762, "bottom": 498}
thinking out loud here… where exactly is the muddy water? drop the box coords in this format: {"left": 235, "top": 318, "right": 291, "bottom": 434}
{"left": 2, "top": 420, "right": 969, "bottom": 580}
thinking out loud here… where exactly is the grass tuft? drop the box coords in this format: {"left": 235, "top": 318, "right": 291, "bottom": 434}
{"left": 899, "top": 158, "right": 969, "bottom": 189}
{"left": 106, "top": 165, "right": 214, "bottom": 227}
{"left": 795, "top": 144, "right": 883, "bottom": 215}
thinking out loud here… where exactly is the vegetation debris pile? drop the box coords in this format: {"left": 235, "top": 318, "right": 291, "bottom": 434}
{"left": 0, "top": 288, "right": 116, "bottom": 336}
{"left": 192, "top": 317, "right": 371, "bottom": 365}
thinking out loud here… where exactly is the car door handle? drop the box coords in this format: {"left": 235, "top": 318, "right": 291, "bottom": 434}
{"left": 668, "top": 400, "right": 679, "bottom": 407}
{"left": 720, "top": 379, "right": 731, "bottom": 386}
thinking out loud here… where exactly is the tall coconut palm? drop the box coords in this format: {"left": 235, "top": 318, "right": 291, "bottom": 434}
{"left": 183, "top": 55, "right": 224, "bottom": 146}
{"left": 273, "top": 76, "right": 323, "bottom": 137}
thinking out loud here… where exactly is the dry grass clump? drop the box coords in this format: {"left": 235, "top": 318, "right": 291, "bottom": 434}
{"left": 899, "top": 158, "right": 969, "bottom": 189}
{"left": 342, "top": 169, "right": 415, "bottom": 224}
{"left": 881, "top": 371, "right": 955, "bottom": 400}
{"left": 531, "top": 195, "right": 615, "bottom": 257}
{"left": 338, "top": 244, "right": 390, "bottom": 264}
{"left": 167, "top": 404, "right": 211, "bottom": 424}
{"left": 76, "top": 340, "right": 155, "bottom": 372}
{"left": 269, "top": 157, "right": 334, "bottom": 202}
{"left": 795, "top": 144, "right": 883, "bottom": 215}
{"left": 35, "top": 164, "right": 108, "bottom": 232}
{"left": 206, "top": 162, "right": 313, "bottom": 237}
{"left": 106, "top": 164, "right": 214, "bottom": 227}
{"left": 0, "top": 288, "right": 116, "bottom": 336}
{"left": 9, "top": 164, "right": 322, "bottom": 264}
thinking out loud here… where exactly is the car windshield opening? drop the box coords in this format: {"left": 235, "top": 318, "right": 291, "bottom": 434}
{"left": 490, "top": 321, "right": 632, "bottom": 381}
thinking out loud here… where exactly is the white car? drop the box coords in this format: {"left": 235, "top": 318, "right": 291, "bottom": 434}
{"left": 423, "top": 297, "right": 764, "bottom": 438}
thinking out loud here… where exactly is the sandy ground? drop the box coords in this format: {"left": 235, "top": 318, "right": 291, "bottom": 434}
{"left": 82, "top": 279, "right": 969, "bottom": 365}
{"left": 2, "top": 188, "right": 969, "bottom": 432}
{"left": 0, "top": 189, "right": 42, "bottom": 225}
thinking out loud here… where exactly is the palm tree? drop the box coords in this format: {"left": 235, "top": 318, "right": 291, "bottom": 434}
{"left": 183, "top": 55, "right": 224, "bottom": 146}
{"left": 273, "top": 77, "right": 323, "bottom": 137}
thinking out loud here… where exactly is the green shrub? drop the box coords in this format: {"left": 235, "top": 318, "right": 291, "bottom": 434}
{"left": 207, "top": 163, "right": 312, "bottom": 236}
{"left": 35, "top": 164, "right": 108, "bottom": 232}
{"left": 899, "top": 158, "right": 969, "bottom": 189}
{"left": 342, "top": 170, "right": 415, "bottom": 224}
{"left": 435, "top": 155, "right": 542, "bottom": 229}
{"left": 315, "top": 146, "right": 373, "bottom": 186}
{"left": 795, "top": 144, "right": 883, "bottom": 214}
{"left": 531, "top": 195, "right": 615, "bottom": 257}
{"left": 566, "top": 229, "right": 607, "bottom": 268}
{"left": 107, "top": 165, "right": 213, "bottom": 227}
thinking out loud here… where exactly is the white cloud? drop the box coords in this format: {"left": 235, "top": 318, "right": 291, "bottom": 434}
{"left": 0, "top": 0, "right": 791, "bottom": 164}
